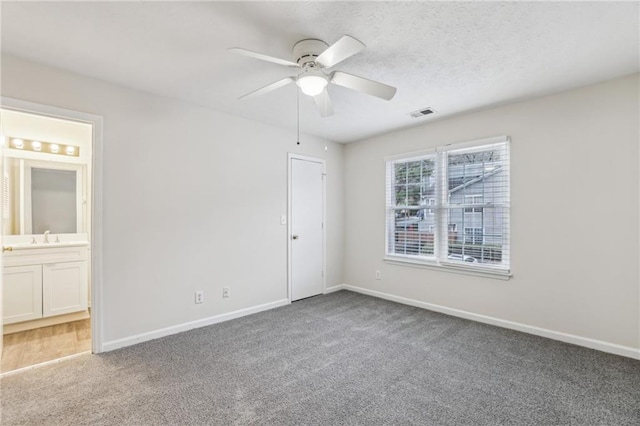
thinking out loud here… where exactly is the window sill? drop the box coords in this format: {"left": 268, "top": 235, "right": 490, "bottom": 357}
{"left": 383, "top": 255, "right": 512, "bottom": 280}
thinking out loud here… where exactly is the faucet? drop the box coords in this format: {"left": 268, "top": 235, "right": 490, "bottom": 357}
{"left": 43, "top": 230, "right": 50, "bottom": 244}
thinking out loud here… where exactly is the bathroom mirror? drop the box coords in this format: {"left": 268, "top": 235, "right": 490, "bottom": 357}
{"left": 30, "top": 168, "right": 77, "bottom": 234}
{"left": 3, "top": 158, "right": 85, "bottom": 236}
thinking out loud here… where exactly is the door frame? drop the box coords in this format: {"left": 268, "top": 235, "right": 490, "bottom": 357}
{"left": 0, "top": 97, "right": 104, "bottom": 354}
{"left": 287, "top": 153, "right": 326, "bottom": 303}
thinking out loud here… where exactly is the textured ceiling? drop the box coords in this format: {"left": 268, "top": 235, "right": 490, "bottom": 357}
{"left": 1, "top": 2, "right": 638, "bottom": 143}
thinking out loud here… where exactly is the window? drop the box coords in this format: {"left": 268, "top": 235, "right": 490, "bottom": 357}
{"left": 464, "top": 227, "right": 484, "bottom": 244}
{"left": 427, "top": 198, "right": 435, "bottom": 214}
{"left": 385, "top": 136, "right": 510, "bottom": 276}
{"left": 464, "top": 195, "right": 483, "bottom": 213}
{"left": 390, "top": 156, "right": 435, "bottom": 256}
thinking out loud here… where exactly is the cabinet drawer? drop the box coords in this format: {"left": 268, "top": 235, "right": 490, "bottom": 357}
{"left": 3, "top": 246, "right": 88, "bottom": 267}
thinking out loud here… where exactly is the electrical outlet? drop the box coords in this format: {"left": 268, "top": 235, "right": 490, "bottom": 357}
{"left": 222, "top": 287, "right": 230, "bottom": 298}
{"left": 375, "top": 270, "right": 381, "bottom": 280}
{"left": 195, "top": 291, "right": 204, "bottom": 304}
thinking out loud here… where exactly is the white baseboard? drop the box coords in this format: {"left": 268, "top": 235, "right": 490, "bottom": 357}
{"left": 102, "top": 298, "right": 290, "bottom": 352}
{"left": 340, "top": 284, "right": 640, "bottom": 360}
{"left": 324, "top": 284, "right": 346, "bottom": 294}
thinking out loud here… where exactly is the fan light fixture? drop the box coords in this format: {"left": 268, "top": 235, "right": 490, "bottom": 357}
{"left": 296, "top": 74, "right": 327, "bottom": 97}
{"left": 231, "top": 35, "right": 397, "bottom": 117}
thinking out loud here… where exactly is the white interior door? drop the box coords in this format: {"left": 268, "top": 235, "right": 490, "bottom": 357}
{"left": 290, "top": 156, "right": 324, "bottom": 301}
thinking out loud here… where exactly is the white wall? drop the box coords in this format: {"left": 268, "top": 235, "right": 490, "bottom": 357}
{"left": 1, "top": 55, "right": 344, "bottom": 345}
{"left": 343, "top": 74, "right": 639, "bottom": 352}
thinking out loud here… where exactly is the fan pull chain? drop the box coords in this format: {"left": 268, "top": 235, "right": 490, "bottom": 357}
{"left": 296, "top": 87, "right": 300, "bottom": 145}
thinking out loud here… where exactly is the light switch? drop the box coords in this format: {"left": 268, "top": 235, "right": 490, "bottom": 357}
{"left": 280, "top": 215, "right": 287, "bottom": 225}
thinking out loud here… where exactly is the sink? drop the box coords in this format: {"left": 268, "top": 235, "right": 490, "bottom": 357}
{"left": 6, "top": 241, "right": 90, "bottom": 250}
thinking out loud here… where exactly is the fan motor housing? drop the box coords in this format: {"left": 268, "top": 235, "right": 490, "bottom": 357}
{"left": 293, "top": 39, "right": 329, "bottom": 68}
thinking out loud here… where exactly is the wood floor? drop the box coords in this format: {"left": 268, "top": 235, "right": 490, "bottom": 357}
{"left": 1, "top": 319, "right": 91, "bottom": 373}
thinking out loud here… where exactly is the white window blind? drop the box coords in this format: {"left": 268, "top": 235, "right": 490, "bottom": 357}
{"left": 386, "top": 152, "right": 437, "bottom": 258}
{"left": 385, "top": 136, "right": 510, "bottom": 275}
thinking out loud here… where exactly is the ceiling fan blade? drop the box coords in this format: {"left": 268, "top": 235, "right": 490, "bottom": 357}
{"left": 331, "top": 71, "right": 397, "bottom": 101}
{"left": 313, "top": 89, "right": 334, "bottom": 117}
{"left": 238, "top": 77, "right": 296, "bottom": 100}
{"left": 316, "top": 35, "right": 366, "bottom": 68}
{"left": 228, "top": 48, "right": 299, "bottom": 67}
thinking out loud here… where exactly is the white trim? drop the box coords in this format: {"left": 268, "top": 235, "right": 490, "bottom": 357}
{"left": 287, "top": 153, "right": 326, "bottom": 164}
{"left": 384, "top": 147, "right": 436, "bottom": 163}
{"left": 287, "top": 153, "right": 327, "bottom": 303}
{"left": 323, "top": 284, "right": 346, "bottom": 294}
{"left": 383, "top": 255, "right": 511, "bottom": 280}
{"left": 340, "top": 284, "right": 640, "bottom": 360}
{"left": 383, "top": 136, "right": 508, "bottom": 163}
{"left": 0, "top": 97, "right": 104, "bottom": 354}
{"left": 435, "top": 148, "right": 448, "bottom": 260}
{"left": 90, "top": 115, "right": 104, "bottom": 354}
{"left": 103, "top": 298, "right": 290, "bottom": 352}
{"left": 438, "top": 135, "right": 510, "bottom": 153}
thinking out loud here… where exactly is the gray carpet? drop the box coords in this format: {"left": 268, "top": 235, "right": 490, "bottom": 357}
{"left": 1, "top": 290, "right": 639, "bottom": 425}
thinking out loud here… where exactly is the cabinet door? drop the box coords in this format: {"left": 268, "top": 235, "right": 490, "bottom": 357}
{"left": 42, "top": 261, "right": 88, "bottom": 317}
{"left": 3, "top": 265, "right": 43, "bottom": 324}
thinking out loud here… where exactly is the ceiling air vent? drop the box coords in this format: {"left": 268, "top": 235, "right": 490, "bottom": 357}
{"left": 409, "top": 107, "right": 435, "bottom": 118}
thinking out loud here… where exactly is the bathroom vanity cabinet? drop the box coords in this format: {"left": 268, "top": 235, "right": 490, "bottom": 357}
{"left": 2, "top": 244, "right": 88, "bottom": 325}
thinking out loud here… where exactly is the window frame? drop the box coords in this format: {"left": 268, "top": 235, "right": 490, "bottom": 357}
{"left": 386, "top": 152, "right": 437, "bottom": 258}
{"left": 384, "top": 136, "right": 511, "bottom": 279}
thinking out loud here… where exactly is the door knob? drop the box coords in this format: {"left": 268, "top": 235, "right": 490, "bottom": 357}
{"left": 292, "top": 235, "right": 299, "bottom": 240}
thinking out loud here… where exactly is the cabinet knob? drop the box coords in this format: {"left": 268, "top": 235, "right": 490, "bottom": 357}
{"left": 2, "top": 246, "right": 13, "bottom": 252}
{"left": 292, "top": 235, "right": 299, "bottom": 240}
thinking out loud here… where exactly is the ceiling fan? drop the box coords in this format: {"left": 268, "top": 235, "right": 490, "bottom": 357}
{"left": 229, "top": 35, "right": 397, "bottom": 117}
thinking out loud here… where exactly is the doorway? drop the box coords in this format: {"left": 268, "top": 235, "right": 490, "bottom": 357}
{"left": 0, "top": 100, "right": 102, "bottom": 373}
{"left": 288, "top": 154, "right": 325, "bottom": 302}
